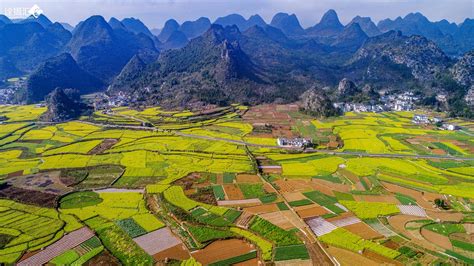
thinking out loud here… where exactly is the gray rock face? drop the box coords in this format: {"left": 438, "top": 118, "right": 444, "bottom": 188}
{"left": 300, "top": 87, "right": 340, "bottom": 118}
{"left": 337, "top": 78, "right": 360, "bottom": 97}
{"left": 465, "top": 86, "right": 474, "bottom": 106}
{"left": 451, "top": 51, "right": 474, "bottom": 86}
{"left": 352, "top": 31, "right": 450, "bottom": 82}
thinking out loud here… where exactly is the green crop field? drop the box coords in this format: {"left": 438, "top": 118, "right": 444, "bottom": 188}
{"left": 187, "top": 225, "right": 233, "bottom": 243}
{"left": 339, "top": 200, "right": 400, "bottom": 219}
{"left": 274, "top": 244, "right": 310, "bottom": 261}
{"left": 249, "top": 217, "right": 301, "bottom": 246}
{"left": 319, "top": 228, "right": 401, "bottom": 259}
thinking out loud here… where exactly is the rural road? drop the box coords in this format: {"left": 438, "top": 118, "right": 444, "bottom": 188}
{"left": 74, "top": 120, "right": 474, "bottom": 161}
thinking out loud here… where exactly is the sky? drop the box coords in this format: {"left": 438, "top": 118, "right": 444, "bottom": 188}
{"left": 1, "top": 0, "right": 472, "bottom": 29}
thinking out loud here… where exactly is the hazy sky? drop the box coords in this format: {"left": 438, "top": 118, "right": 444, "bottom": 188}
{"left": 1, "top": 0, "right": 472, "bottom": 29}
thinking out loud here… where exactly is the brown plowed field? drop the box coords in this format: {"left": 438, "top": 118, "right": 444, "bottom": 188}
{"left": 296, "top": 205, "right": 329, "bottom": 219}
{"left": 88, "top": 138, "right": 118, "bottom": 154}
{"left": 153, "top": 244, "right": 190, "bottom": 261}
{"left": 420, "top": 228, "right": 453, "bottom": 250}
{"left": 283, "top": 192, "right": 307, "bottom": 202}
{"left": 244, "top": 203, "right": 279, "bottom": 214}
{"left": 273, "top": 180, "right": 314, "bottom": 193}
{"left": 381, "top": 182, "right": 439, "bottom": 210}
{"left": 223, "top": 184, "right": 245, "bottom": 200}
{"left": 260, "top": 211, "right": 294, "bottom": 230}
{"left": 338, "top": 169, "right": 359, "bottom": 183}
{"left": 263, "top": 183, "right": 277, "bottom": 193}
{"left": 236, "top": 174, "right": 261, "bottom": 183}
{"left": 326, "top": 246, "right": 379, "bottom": 266}
{"left": 85, "top": 250, "right": 120, "bottom": 266}
{"left": 216, "top": 174, "right": 224, "bottom": 184}
{"left": 363, "top": 250, "right": 402, "bottom": 265}
{"left": 192, "top": 239, "right": 254, "bottom": 265}
{"left": 354, "top": 195, "right": 400, "bottom": 204}
{"left": 311, "top": 179, "right": 351, "bottom": 194}
{"left": 388, "top": 215, "right": 444, "bottom": 252}
{"left": 425, "top": 210, "right": 464, "bottom": 222}
{"left": 235, "top": 258, "right": 259, "bottom": 266}
{"left": 343, "top": 222, "right": 384, "bottom": 240}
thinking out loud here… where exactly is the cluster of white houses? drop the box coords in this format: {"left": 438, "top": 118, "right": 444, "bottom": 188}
{"left": 277, "top": 138, "right": 313, "bottom": 148}
{"left": 412, "top": 114, "right": 459, "bottom": 130}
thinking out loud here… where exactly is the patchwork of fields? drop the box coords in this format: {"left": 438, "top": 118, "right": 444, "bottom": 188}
{"left": 0, "top": 104, "right": 473, "bottom": 265}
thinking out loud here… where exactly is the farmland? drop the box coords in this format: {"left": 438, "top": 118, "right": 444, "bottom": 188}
{"left": 0, "top": 104, "right": 473, "bottom": 265}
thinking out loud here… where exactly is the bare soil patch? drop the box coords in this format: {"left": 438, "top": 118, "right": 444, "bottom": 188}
{"left": 85, "top": 250, "right": 120, "bottom": 266}
{"left": 326, "top": 246, "right": 380, "bottom": 266}
{"left": 463, "top": 223, "right": 474, "bottom": 234}
{"left": 363, "top": 250, "right": 402, "bottom": 265}
{"left": 192, "top": 239, "right": 254, "bottom": 265}
{"left": 153, "top": 244, "right": 190, "bottom": 261}
{"left": 236, "top": 174, "right": 261, "bottom": 183}
{"left": 8, "top": 171, "right": 71, "bottom": 194}
{"left": 388, "top": 215, "right": 444, "bottom": 252}
{"left": 173, "top": 173, "right": 207, "bottom": 190}
{"left": 88, "top": 139, "right": 118, "bottom": 154}
{"left": 234, "top": 257, "right": 259, "bottom": 266}
{"left": 338, "top": 169, "right": 359, "bottom": 183}
{"left": 381, "top": 182, "right": 439, "bottom": 210}
{"left": 296, "top": 205, "right": 330, "bottom": 219}
{"left": 0, "top": 185, "right": 59, "bottom": 208}
{"left": 274, "top": 179, "right": 313, "bottom": 193}
{"left": 432, "top": 149, "right": 446, "bottom": 155}
{"left": 425, "top": 210, "right": 464, "bottom": 222}
{"left": 216, "top": 174, "right": 224, "bottom": 184}
{"left": 283, "top": 192, "right": 307, "bottom": 202}
{"left": 343, "top": 222, "right": 384, "bottom": 240}
{"left": 260, "top": 211, "right": 295, "bottom": 230}
{"left": 263, "top": 183, "right": 276, "bottom": 193}
{"left": 354, "top": 195, "right": 400, "bottom": 204}
{"left": 382, "top": 240, "right": 400, "bottom": 250}
{"left": 311, "top": 179, "right": 351, "bottom": 194}
{"left": 244, "top": 203, "right": 279, "bottom": 214}
{"left": 236, "top": 211, "right": 254, "bottom": 228}
{"left": 7, "top": 171, "right": 24, "bottom": 178}
{"left": 188, "top": 187, "right": 217, "bottom": 205}
{"left": 420, "top": 228, "right": 453, "bottom": 250}
{"left": 223, "top": 184, "right": 245, "bottom": 200}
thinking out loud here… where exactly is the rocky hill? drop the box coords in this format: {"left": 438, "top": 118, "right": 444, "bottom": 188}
{"left": 41, "top": 88, "right": 91, "bottom": 122}
{"left": 25, "top": 53, "right": 103, "bottom": 103}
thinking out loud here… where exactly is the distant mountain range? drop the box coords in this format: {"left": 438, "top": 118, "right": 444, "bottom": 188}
{"left": 0, "top": 10, "right": 472, "bottom": 116}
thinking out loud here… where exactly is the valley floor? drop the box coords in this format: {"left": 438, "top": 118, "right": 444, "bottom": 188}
{"left": 0, "top": 104, "right": 473, "bottom": 265}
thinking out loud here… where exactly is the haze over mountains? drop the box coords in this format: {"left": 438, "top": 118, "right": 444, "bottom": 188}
{"left": 0, "top": 9, "right": 472, "bottom": 116}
